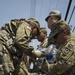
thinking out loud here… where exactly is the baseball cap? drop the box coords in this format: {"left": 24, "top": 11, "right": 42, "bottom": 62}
{"left": 45, "top": 10, "right": 61, "bottom": 21}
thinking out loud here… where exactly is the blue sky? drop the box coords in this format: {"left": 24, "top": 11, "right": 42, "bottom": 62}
{"left": 0, "top": 0, "right": 75, "bottom": 49}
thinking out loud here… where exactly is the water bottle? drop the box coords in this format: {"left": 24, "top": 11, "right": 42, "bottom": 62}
{"left": 46, "top": 44, "right": 59, "bottom": 64}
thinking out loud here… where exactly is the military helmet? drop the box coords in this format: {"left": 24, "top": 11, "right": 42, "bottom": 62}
{"left": 27, "top": 18, "right": 40, "bottom": 30}
{"left": 40, "top": 27, "right": 47, "bottom": 33}
{"left": 45, "top": 10, "right": 61, "bottom": 21}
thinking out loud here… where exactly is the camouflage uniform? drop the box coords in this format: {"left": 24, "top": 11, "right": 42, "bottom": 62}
{"left": 43, "top": 20, "right": 75, "bottom": 75}
{"left": 0, "top": 19, "right": 20, "bottom": 75}
{"left": 45, "top": 10, "right": 62, "bottom": 47}
{"left": 37, "top": 37, "right": 48, "bottom": 49}
{"left": 37, "top": 27, "right": 48, "bottom": 49}
{"left": 47, "top": 20, "right": 68, "bottom": 47}
{"left": 14, "top": 18, "right": 40, "bottom": 75}
{"left": 47, "top": 34, "right": 75, "bottom": 75}
{"left": 0, "top": 18, "right": 40, "bottom": 75}
{"left": 30, "top": 27, "right": 48, "bottom": 74}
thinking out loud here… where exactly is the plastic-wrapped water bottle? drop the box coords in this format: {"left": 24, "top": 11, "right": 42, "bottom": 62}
{"left": 46, "top": 44, "right": 60, "bottom": 64}
{"left": 32, "top": 44, "right": 60, "bottom": 64}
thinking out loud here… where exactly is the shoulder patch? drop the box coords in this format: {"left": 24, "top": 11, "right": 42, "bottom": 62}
{"left": 67, "top": 44, "right": 73, "bottom": 49}
{"left": 26, "top": 26, "right": 32, "bottom": 31}
{"left": 61, "top": 44, "right": 74, "bottom": 56}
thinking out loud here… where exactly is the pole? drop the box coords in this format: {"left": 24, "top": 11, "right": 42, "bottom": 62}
{"left": 68, "top": 6, "right": 75, "bottom": 24}
{"left": 64, "top": 0, "right": 72, "bottom": 21}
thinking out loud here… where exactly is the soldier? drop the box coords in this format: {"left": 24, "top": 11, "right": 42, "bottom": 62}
{"left": 14, "top": 18, "right": 41, "bottom": 75}
{"left": 29, "top": 27, "right": 48, "bottom": 74}
{"left": 0, "top": 18, "right": 40, "bottom": 75}
{"left": 43, "top": 20, "right": 75, "bottom": 75}
{"left": 45, "top": 10, "right": 62, "bottom": 46}
{"left": 37, "top": 27, "right": 48, "bottom": 74}
{"left": 39, "top": 10, "right": 62, "bottom": 73}
{"left": 37, "top": 27, "right": 48, "bottom": 49}
{"left": 38, "top": 10, "right": 61, "bottom": 73}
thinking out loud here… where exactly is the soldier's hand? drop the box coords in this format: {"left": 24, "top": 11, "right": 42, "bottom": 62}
{"left": 32, "top": 50, "right": 43, "bottom": 57}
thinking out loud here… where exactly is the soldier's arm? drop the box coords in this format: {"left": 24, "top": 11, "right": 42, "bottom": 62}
{"left": 15, "top": 22, "right": 34, "bottom": 55}
{"left": 46, "top": 40, "right": 75, "bottom": 75}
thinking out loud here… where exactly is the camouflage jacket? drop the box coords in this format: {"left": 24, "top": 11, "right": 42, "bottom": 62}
{"left": 47, "top": 34, "right": 75, "bottom": 75}
{"left": 37, "top": 37, "right": 48, "bottom": 50}
{"left": 47, "top": 20, "right": 68, "bottom": 47}
{"left": 42, "top": 20, "right": 75, "bottom": 75}
{"left": 30, "top": 37, "right": 48, "bottom": 73}
{"left": 0, "top": 19, "right": 34, "bottom": 56}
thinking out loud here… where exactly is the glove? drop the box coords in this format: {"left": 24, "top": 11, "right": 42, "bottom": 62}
{"left": 32, "top": 50, "right": 44, "bottom": 57}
